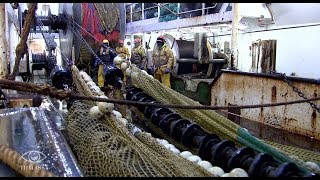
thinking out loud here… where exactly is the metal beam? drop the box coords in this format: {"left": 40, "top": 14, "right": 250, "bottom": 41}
{"left": 0, "top": 3, "right": 8, "bottom": 79}
{"left": 6, "top": 3, "right": 20, "bottom": 35}
{"left": 118, "top": 3, "right": 126, "bottom": 40}
{"left": 126, "top": 11, "right": 233, "bottom": 34}
{"left": 230, "top": 3, "right": 239, "bottom": 69}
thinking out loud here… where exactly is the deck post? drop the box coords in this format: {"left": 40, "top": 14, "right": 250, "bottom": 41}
{"left": 230, "top": 3, "right": 239, "bottom": 70}
{"left": 0, "top": 3, "right": 8, "bottom": 79}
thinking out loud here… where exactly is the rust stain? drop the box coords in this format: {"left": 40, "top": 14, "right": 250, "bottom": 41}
{"left": 271, "top": 86, "right": 277, "bottom": 103}
{"left": 211, "top": 72, "right": 320, "bottom": 140}
{"left": 311, "top": 111, "right": 317, "bottom": 131}
{"left": 8, "top": 99, "right": 33, "bottom": 108}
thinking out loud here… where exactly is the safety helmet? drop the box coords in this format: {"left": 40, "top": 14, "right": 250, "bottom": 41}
{"left": 118, "top": 39, "right": 124, "bottom": 44}
{"left": 103, "top": 39, "right": 109, "bottom": 44}
{"left": 134, "top": 38, "right": 141, "bottom": 44}
{"left": 157, "top": 35, "right": 165, "bottom": 42}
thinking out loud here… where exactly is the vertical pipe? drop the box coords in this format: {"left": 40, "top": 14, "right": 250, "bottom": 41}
{"left": 177, "top": 3, "right": 180, "bottom": 20}
{"left": 130, "top": 4, "right": 133, "bottom": 22}
{"left": 202, "top": 3, "right": 205, "bottom": 16}
{"left": 141, "top": 3, "right": 144, "bottom": 20}
{"left": 230, "top": 3, "right": 239, "bottom": 70}
{"left": 0, "top": 3, "right": 8, "bottom": 79}
{"left": 71, "top": 45, "right": 75, "bottom": 66}
{"left": 157, "top": 3, "right": 160, "bottom": 19}
{"left": 9, "top": 21, "right": 15, "bottom": 74}
{"left": 118, "top": 3, "right": 126, "bottom": 40}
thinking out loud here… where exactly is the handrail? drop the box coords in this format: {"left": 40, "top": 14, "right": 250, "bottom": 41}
{"left": 125, "top": 3, "right": 223, "bottom": 23}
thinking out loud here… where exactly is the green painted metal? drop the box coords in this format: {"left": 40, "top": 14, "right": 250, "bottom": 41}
{"left": 171, "top": 77, "right": 211, "bottom": 105}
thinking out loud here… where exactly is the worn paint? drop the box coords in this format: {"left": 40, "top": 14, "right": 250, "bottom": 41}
{"left": 211, "top": 72, "right": 320, "bottom": 140}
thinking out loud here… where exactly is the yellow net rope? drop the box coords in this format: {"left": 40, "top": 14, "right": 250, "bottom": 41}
{"left": 129, "top": 65, "right": 320, "bottom": 165}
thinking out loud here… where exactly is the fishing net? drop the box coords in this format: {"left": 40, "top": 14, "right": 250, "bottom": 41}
{"left": 94, "top": 3, "right": 120, "bottom": 33}
{"left": 81, "top": 3, "right": 105, "bottom": 42}
{"left": 129, "top": 65, "right": 320, "bottom": 172}
{"left": 65, "top": 65, "right": 213, "bottom": 177}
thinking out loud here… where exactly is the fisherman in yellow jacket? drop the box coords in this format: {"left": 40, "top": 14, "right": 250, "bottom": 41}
{"left": 115, "top": 39, "right": 130, "bottom": 66}
{"left": 115, "top": 39, "right": 130, "bottom": 87}
{"left": 96, "top": 39, "right": 117, "bottom": 90}
{"left": 130, "top": 38, "right": 147, "bottom": 70}
{"left": 151, "top": 35, "right": 174, "bottom": 88}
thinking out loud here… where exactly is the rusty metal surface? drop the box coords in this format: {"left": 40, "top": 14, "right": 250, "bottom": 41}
{"left": 217, "top": 110, "right": 320, "bottom": 152}
{"left": 6, "top": 94, "right": 34, "bottom": 108}
{"left": 0, "top": 107, "right": 83, "bottom": 177}
{"left": 211, "top": 71, "right": 320, "bottom": 140}
{"left": 8, "top": 99, "right": 33, "bottom": 108}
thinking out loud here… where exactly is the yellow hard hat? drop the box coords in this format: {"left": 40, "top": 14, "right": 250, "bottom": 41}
{"left": 103, "top": 39, "right": 109, "bottom": 44}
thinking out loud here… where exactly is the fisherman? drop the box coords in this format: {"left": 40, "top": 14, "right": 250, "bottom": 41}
{"left": 151, "top": 35, "right": 174, "bottom": 88}
{"left": 96, "top": 39, "right": 117, "bottom": 91}
{"left": 130, "top": 38, "right": 147, "bottom": 70}
{"left": 115, "top": 39, "right": 130, "bottom": 63}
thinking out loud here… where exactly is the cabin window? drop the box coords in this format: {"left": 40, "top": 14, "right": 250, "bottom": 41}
{"left": 159, "top": 3, "right": 178, "bottom": 22}
{"left": 125, "top": 4, "right": 131, "bottom": 23}
{"left": 144, "top": 3, "right": 158, "bottom": 19}
{"left": 132, "top": 3, "right": 142, "bottom": 22}
{"left": 179, "top": 3, "right": 202, "bottom": 19}
{"left": 204, "top": 3, "right": 223, "bottom": 15}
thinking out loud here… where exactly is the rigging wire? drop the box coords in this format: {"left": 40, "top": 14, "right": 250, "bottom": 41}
{"left": 36, "top": 17, "right": 71, "bottom": 66}
{"left": 61, "top": 15, "right": 100, "bottom": 59}
{"left": 66, "top": 13, "right": 105, "bottom": 46}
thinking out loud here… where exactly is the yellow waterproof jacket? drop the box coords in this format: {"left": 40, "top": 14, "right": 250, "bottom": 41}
{"left": 116, "top": 46, "right": 130, "bottom": 60}
{"left": 130, "top": 45, "right": 147, "bottom": 69}
{"left": 152, "top": 43, "right": 174, "bottom": 74}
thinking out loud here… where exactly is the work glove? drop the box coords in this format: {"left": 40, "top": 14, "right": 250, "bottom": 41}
{"left": 149, "top": 66, "right": 155, "bottom": 73}
{"left": 93, "top": 57, "right": 100, "bottom": 67}
{"left": 165, "top": 68, "right": 170, "bottom": 74}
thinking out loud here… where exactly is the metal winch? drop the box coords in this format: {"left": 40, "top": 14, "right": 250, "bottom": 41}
{"left": 50, "top": 65, "right": 72, "bottom": 90}
{"left": 22, "top": 8, "right": 67, "bottom": 32}
{"left": 102, "top": 64, "right": 124, "bottom": 89}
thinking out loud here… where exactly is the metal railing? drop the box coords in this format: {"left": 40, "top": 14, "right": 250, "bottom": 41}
{"left": 125, "top": 3, "right": 231, "bottom": 23}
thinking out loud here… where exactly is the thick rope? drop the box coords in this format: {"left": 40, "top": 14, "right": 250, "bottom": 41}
{"left": 0, "top": 79, "right": 320, "bottom": 110}
{"left": 8, "top": 3, "right": 37, "bottom": 80}
{"left": 0, "top": 144, "right": 56, "bottom": 177}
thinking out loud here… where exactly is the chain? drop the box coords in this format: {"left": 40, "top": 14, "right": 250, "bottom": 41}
{"left": 271, "top": 71, "right": 320, "bottom": 113}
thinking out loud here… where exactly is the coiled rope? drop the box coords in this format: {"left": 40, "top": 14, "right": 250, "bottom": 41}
{"left": 0, "top": 144, "right": 56, "bottom": 177}
{"left": 8, "top": 3, "right": 37, "bottom": 80}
